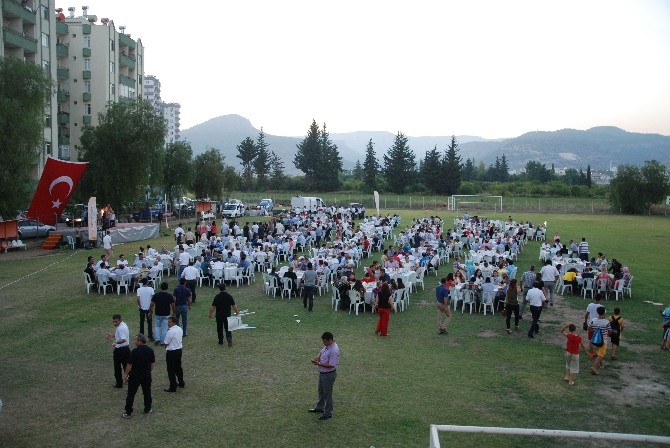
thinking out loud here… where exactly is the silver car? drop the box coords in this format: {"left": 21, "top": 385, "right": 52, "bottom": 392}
{"left": 18, "top": 220, "right": 57, "bottom": 238}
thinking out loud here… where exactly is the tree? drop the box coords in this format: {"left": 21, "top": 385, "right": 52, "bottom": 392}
{"left": 420, "top": 146, "right": 443, "bottom": 193}
{"left": 586, "top": 165, "right": 592, "bottom": 188}
{"left": 294, "top": 120, "right": 342, "bottom": 191}
{"left": 79, "top": 100, "right": 166, "bottom": 208}
{"left": 462, "top": 158, "right": 476, "bottom": 181}
{"left": 269, "top": 151, "right": 285, "bottom": 189}
{"left": 0, "top": 58, "right": 53, "bottom": 217}
{"left": 163, "top": 141, "right": 193, "bottom": 207}
{"left": 362, "top": 139, "right": 379, "bottom": 191}
{"left": 383, "top": 132, "right": 416, "bottom": 194}
{"left": 236, "top": 136, "right": 258, "bottom": 191}
{"left": 352, "top": 160, "right": 363, "bottom": 180}
{"left": 192, "top": 147, "right": 225, "bottom": 199}
{"left": 524, "top": 161, "right": 553, "bottom": 183}
{"left": 318, "top": 123, "right": 342, "bottom": 191}
{"left": 253, "top": 128, "right": 271, "bottom": 188}
{"left": 609, "top": 160, "right": 669, "bottom": 214}
{"left": 442, "top": 136, "right": 462, "bottom": 195}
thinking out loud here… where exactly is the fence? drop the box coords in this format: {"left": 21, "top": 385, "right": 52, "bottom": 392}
{"left": 429, "top": 424, "right": 670, "bottom": 448}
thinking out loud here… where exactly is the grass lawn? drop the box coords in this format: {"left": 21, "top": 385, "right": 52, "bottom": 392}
{"left": 0, "top": 210, "right": 668, "bottom": 447}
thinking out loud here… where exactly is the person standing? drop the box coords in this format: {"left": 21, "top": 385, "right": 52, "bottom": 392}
{"left": 163, "top": 316, "right": 185, "bottom": 392}
{"left": 173, "top": 278, "right": 192, "bottom": 337}
{"left": 302, "top": 262, "right": 317, "bottom": 312}
{"left": 105, "top": 314, "right": 130, "bottom": 389}
{"left": 504, "top": 279, "right": 521, "bottom": 334}
{"left": 209, "top": 284, "right": 240, "bottom": 346}
{"left": 181, "top": 260, "right": 199, "bottom": 304}
{"left": 526, "top": 282, "right": 547, "bottom": 339}
{"left": 589, "top": 306, "right": 611, "bottom": 375}
{"left": 540, "top": 260, "right": 559, "bottom": 306}
{"left": 309, "top": 331, "right": 340, "bottom": 421}
{"left": 103, "top": 230, "right": 113, "bottom": 258}
{"left": 375, "top": 282, "right": 396, "bottom": 337}
{"left": 578, "top": 237, "right": 590, "bottom": 262}
{"left": 136, "top": 278, "right": 154, "bottom": 341}
{"left": 150, "top": 282, "right": 175, "bottom": 346}
{"left": 609, "top": 307, "right": 624, "bottom": 360}
{"left": 435, "top": 277, "right": 452, "bottom": 335}
{"left": 177, "top": 246, "right": 190, "bottom": 280}
{"left": 559, "top": 322, "right": 587, "bottom": 386}
{"left": 519, "top": 265, "right": 536, "bottom": 319}
{"left": 121, "top": 333, "right": 155, "bottom": 418}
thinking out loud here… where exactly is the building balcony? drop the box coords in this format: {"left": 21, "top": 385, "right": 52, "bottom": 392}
{"left": 58, "top": 145, "right": 70, "bottom": 161}
{"left": 1, "top": 26, "right": 38, "bottom": 53}
{"left": 83, "top": 92, "right": 91, "bottom": 101}
{"left": 57, "top": 67, "right": 69, "bottom": 80}
{"left": 82, "top": 23, "right": 91, "bottom": 34}
{"left": 2, "top": 0, "right": 37, "bottom": 24}
{"left": 58, "top": 136, "right": 70, "bottom": 146}
{"left": 119, "top": 52, "right": 136, "bottom": 69}
{"left": 82, "top": 47, "right": 91, "bottom": 57}
{"left": 56, "top": 42, "right": 68, "bottom": 58}
{"left": 119, "top": 96, "right": 134, "bottom": 105}
{"left": 56, "top": 20, "right": 68, "bottom": 35}
{"left": 119, "top": 33, "right": 136, "bottom": 49}
{"left": 57, "top": 90, "right": 69, "bottom": 102}
{"left": 57, "top": 113, "right": 70, "bottom": 124}
{"left": 119, "top": 74, "right": 135, "bottom": 88}
{"left": 83, "top": 115, "right": 92, "bottom": 125}
{"left": 82, "top": 70, "right": 91, "bottom": 79}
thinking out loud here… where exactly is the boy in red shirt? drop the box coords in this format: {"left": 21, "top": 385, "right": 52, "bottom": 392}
{"left": 560, "top": 322, "right": 588, "bottom": 386}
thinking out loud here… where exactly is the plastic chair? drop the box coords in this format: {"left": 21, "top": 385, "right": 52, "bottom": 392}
{"left": 612, "top": 280, "right": 624, "bottom": 301}
{"left": 66, "top": 235, "right": 76, "bottom": 249}
{"left": 581, "top": 278, "right": 595, "bottom": 300}
{"left": 623, "top": 276, "right": 633, "bottom": 298}
{"left": 331, "top": 288, "right": 341, "bottom": 310}
{"left": 281, "top": 277, "right": 294, "bottom": 299}
{"left": 596, "top": 278, "right": 609, "bottom": 300}
{"left": 480, "top": 290, "right": 495, "bottom": 315}
{"left": 98, "top": 273, "right": 112, "bottom": 295}
{"left": 461, "top": 289, "right": 476, "bottom": 314}
{"left": 84, "top": 272, "right": 95, "bottom": 293}
{"left": 211, "top": 269, "right": 224, "bottom": 288}
{"left": 348, "top": 290, "right": 364, "bottom": 315}
{"left": 117, "top": 274, "right": 130, "bottom": 295}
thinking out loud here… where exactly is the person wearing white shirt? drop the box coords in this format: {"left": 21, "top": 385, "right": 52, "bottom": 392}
{"left": 181, "top": 260, "right": 200, "bottom": 303}
{"left": 136, "top": 278, "right": 155, "bottom": 340}
{"left": 105, "top": 314, "right": 130, "bottom": 388}
{"left": 147, "top": 245, "right": 157, "bottom": 257}
{"left": 526, "top": 282, "right": 547, "bottom": 338}
{"left": 539, "top": 260, "right": 560, "bottom": 305}
{"left": 116, "top": 254, "right": 129, "bottom": 268}
{"left": 174, "top": 225, "right": 184, "bottom": 241}
{"left": 163, "top": 316, "right": 184, "bottom": 392}
{"left": 103, "top": 230, "right": 113, "bottom": 257}
{"left": 177, "top": 247, "right": 190, "bottom": 279}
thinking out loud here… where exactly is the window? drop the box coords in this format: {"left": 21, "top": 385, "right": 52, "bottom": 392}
{"left": 41, "top": 5, "right": 49, "bottom": 20}
{"left": 42, "top": 60, "right": 50, "bottom": 74}
{"left": 84, "top": 80, "right": 91, "bottom": 93}
{"left": 109, "top": 61, "right": 115, "bottom": 74}
{"left": 109, "top": 83, "right": 115, "bottom": 96}
{"left": 45, "top": 141, "right": 52, "bottom": 154}
{"left": 45, "top": 114, "right": 51, "bottom": 128}
{"left": 83, "top": 36, "right": 90, "bottom": 48}
{"left": 85, "top": 103, "right": 91, "bottom": 115}
{"left": 42, "top": 33, "right": 49, "bottom": 48}
{"left": 84, "top": 58, "right": 91, "bottom": 70}
{"left": 109, "top": 39, "right": 115, "bottom": 51}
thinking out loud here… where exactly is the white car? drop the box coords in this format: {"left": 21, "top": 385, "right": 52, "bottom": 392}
{"left": 221, "top": 202, "right": 245, "bottom": 218}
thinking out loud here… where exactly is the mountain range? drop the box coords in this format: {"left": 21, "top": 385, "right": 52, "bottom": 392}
{"left": 180, "top": 115, "right": 670, "bottom": 175}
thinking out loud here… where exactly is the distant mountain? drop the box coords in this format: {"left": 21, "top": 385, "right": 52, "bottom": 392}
{"left": 181, "top": 116, "right": 670, "bottom": 173}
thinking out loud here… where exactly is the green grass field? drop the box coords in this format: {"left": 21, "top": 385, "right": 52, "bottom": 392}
{"left": 0, "top": 210, "right": 668, "bottom": 447}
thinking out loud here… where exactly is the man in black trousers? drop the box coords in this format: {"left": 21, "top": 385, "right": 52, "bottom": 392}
{"left": 121, "top": 333, "right": 155, "bottom": 418}
{"left": 209, "top": 284, "right": 240, "bottom": 347}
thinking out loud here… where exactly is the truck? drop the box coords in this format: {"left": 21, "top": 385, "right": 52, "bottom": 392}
{"left": 221, "top": 200, "right": 246, "bottom": 218}
{"left": 291, "top": 196, "right": 327, "bottom": 213}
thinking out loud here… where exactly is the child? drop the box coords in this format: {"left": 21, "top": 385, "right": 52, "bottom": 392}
{"left": 609, "top": 308, "right": 624, "bottom": 360}
{"left": 560, "top": 322, "right": 588, "bottom": 386}
{"left": 661, "top": 305, "right": 670, "bottom": 351}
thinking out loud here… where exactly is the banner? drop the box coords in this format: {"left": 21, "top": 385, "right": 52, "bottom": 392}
{"left": 374, "top": 190, "right": 380, "bottom": 216}
{"left": 87, "top": 197, "right": 97, "bottom": 242}
{"left": 26, "top": 157, "right": 88, "bottom": 225}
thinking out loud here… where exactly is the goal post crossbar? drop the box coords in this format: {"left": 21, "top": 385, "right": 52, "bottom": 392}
{"left": 449, "top": 195, "right": 503, "bottom": 212}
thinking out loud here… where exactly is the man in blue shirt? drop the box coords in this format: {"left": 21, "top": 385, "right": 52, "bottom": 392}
{"left": 435, "top": 277, "right": 452, "bottom": 334}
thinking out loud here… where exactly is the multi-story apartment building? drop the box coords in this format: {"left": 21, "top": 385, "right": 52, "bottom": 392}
{"left": 1, "top": 0, "right": 59, "bottom": 176}
{"left": 1, "top": 1, "right": 144, "bottom": 174}
{"left": 144, "top": 74, "right": 181, "bottom": 145}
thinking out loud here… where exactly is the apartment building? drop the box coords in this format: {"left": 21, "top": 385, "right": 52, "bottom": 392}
{"left": 144, "top": 74, "right": 181, "bottom": 145}
{"left": 0, "top": 0, "right": 59, "bottom": 176}
{"left": 1, "top": 1, "right": 144, "bottom": 174}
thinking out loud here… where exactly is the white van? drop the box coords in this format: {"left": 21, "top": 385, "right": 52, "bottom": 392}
{"left": 221, "top": 201, "right": 246, "bottom": 218}
{"left": 291, "top": 196, "right": 326, "bottom": 213}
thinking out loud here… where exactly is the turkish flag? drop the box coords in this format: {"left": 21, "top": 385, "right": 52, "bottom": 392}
{"left": 26, "top": 157, "right": 88, "bottom": 225}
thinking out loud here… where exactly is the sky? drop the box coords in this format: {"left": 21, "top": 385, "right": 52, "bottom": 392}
{"left": 60, "top": 0, "right": 670, "bottom": 139}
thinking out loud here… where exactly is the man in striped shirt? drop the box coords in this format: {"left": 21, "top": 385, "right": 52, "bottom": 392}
{"left": 519, "top": 265, "right": 536, "bottom": 318}
{"left": 578, "top": 238, "right": 590, "bottom": 262}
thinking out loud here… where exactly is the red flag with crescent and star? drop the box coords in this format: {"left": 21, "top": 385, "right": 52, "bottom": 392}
{"left": 26, "top": 157, "right": 88, "bottom": 225}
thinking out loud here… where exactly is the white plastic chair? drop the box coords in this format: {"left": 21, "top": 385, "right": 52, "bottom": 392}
{"left": 581, "top": 278, "right": 595, "bottom": 300}
{"left": 348, "top": 290, "right": 364, "bottom": 315}
{"left": 623, "top": 276, "right": 633, "bottom": 298}
{"left": 66, "top": 235, "right": 76, "bottom": 249}
{"left": 266, "top": 275, "right": 279, "bottom": 296}
{"left": 480, "top": 290, "right": 495, "bottom": 315}
{"left": 414, "top": 268, "right": 425, "bottom": 290}
{"left": 98, "top": 273, "right": 112, "bottom": 295}
{"left": 117, "top": 274, "right": 130, "bottom": 295}
{"left": 596, "top": 278, "right": 609, "bottom": 300}
{"left": 211, "top": 269, "right": 224, "bottom": 288}
{"left": 84, "top": 272, "right": 95, "bottom": 293}
{"left": 282, "top": 277, "right": 294, "bottom": 299}
{"left": 393, "top": 288, "right": 405, "bottom": 312}
{"left": 612, "top": 280, "right": 624, "bottom": 301}
{"left": 331, "top": 288, "right": 341, "bottom": 310}
{"left": 461, "top": 289, "right": 476, "bottom": 314}
{"left": 557, "top": 277, "right": 572, "bottom": 295}
{"left": 234, "top": 268, "right": 245, "bottom": 287}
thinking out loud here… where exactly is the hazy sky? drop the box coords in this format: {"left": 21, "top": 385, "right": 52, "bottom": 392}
{"left": 62, "top": 0, "right": 670, "bottom": 138}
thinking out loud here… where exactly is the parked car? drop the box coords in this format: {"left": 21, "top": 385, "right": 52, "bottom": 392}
{"left": 64, "top": 204, "right": 85, "bottom": 227}
{"left": 132, "top": 207, "right": 162, "bottom": 222}
{"left": 258, "top": 199, "right": 274, "bottom": 212}
{"left": 18, "top": 220, "right": 56, "bottom": 238}
{"left": 349, "top": 202, "right": 366, "bottom": 219}
{"left": 221, "top": 201, "right": 246, "bottom": 218}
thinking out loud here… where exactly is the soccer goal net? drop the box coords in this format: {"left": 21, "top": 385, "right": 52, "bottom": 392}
{"left": 448, "top": 195, "right": 503, "bottom": 213}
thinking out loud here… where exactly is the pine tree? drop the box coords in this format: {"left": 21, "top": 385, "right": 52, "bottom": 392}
{"left": 269, "top": 151, "right": 285, "bottom": 189}
{"left": 294, "top": 120, "right": 321, "bottom": 191}
{"left": 253, "top": 128, "right": 271, "bottom": 188}
{"left": 362, "top": 139, "right": 379, "bottom": 191}
{"left": 499, "top": 154, "right": 510, "bottom": 182}
{"left": 383, "top": 132, "right": 416, "bottom": 194}
{"left": 318, "top": 123, "right": 342, "bottom": 191}
{"left": 462, "top": 158, "right": 476, "bottom": 181}
{"left": 420, "top": 145, "right": 443, "bottom": 193}
{"left": 586, "top": 164, "right": 592, "bottom": 187}
{"left": 353, "top": 160, "right": 363, "bottom": 180}
{"left": 236, "top": 136, "right": 258, "bottom": 191}
{"left": 442, "top": 136, "right": 462, "bottom": 195}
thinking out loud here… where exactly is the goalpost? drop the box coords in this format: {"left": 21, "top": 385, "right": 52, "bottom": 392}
{"left": 449, "top": 195, "right": 503, "bottom": 214}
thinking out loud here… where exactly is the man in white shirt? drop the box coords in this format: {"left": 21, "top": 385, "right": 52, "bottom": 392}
{"left": 105, "top": 314, "right": 130, "bottom": 388}
{"left": 526, "top": 282, "right": 547, "bottom": 339}
{"left": 163, "top": 316, "right": 184, "bottom": 392}
{"left": 174, "top": 224, "right": 184, "bottom": 241}
{"left": 136, "top": 278, "right": 155, "bottom": 341}
{"left": 133, "top": 253, "right": 149, "bottom": 270}
{"left": 177, "top": 246, "right": 190, "bottom": 279}
{"left": 540, "top": 260, "right": 560, "bottom": 306}
{"left": 116, "top": 254, "right": 129, "bottom": 268}
{"left": 103, "top": 230, "right": 113, "bottom": 257}
{"left": 181, "top": 260, "right": 200, "bottom": 303}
